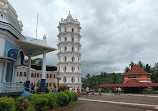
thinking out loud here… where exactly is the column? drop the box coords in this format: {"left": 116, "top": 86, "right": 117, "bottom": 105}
{"left": 40, "top": 50, "right": 46, "bottom": 92}
{"left": 26, "top": 56, "right": 31, "bottom": 91}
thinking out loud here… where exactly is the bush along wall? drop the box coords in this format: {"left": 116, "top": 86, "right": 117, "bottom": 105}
{"left": 0, "top": 91, "right": 78, "bottom": 111}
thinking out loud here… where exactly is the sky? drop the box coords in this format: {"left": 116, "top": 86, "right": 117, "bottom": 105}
{"left": 8, "top": 0, "right": 158, "bottom": 77}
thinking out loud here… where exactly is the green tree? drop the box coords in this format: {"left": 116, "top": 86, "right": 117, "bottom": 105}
{"left": 129, "top": 61, "right": 134, "bottom": 68}
{"left": 138, "top": 61, "right": 144, "bottom": 68}
{"left": 124, "top": 66, "right": 130, "bottom": 73}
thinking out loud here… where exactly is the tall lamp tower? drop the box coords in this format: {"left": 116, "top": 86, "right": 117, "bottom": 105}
{"left": 57, "top": 11, "right": 82, "bottom": 91}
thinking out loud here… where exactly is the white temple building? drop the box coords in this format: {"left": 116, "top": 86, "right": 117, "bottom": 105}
{"left": 57, "top": 12, "right": 82, "bottom": 91}
{"left": 0, "top": 0, "right": 56, "bottom": 96}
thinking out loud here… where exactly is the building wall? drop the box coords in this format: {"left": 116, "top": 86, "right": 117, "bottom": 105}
{"left": 124, "top": 74, "right": 151, "bottom": 83}
{"left": 17, "top": 66, "right": 57, "bottom": 90}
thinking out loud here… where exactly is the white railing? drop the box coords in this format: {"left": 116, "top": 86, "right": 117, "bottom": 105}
{"left": 0, "top": 82, "right": 24, "bottom": 93}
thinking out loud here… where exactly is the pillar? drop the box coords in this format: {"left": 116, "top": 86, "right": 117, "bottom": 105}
{"left": 40, "top": 50, "right": 46, "bottom": 92}
{"left": 26, "top": 56, "right": 31, "bottom": 91}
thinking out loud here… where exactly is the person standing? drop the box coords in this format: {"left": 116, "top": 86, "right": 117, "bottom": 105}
{"left": 98, "top": 88, "right": 102, "bottom": 96}
{"left": 118, "top": 87, "right": 122, "bottom": 94}
{"left": 86, "top": 87, "right": 89, "bottom": 95}
{"left": 77, "top": 87, "right": 80, "bottom": 93}
{"left": 92, "top": 88, "right": 95, "bottom": 95}
{"left": 69, "top": 87, "right": 72, "bottom": 92}
{"left": 113, "top": 87, "right": 117, "bottom": 94}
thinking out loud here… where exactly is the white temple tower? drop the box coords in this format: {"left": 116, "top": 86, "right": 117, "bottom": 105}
{"left": 57, "top": 12, "right": 82, "bottom": 91}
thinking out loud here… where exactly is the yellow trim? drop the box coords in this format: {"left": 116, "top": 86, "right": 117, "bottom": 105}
{"left": 17, "top": 39, "right": 57, "bottom": 51}
{"left": 0, "top": 56, "right": 16, "bottom": 61}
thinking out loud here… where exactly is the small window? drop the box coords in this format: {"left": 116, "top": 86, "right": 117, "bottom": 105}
{"left": 64, "top": 27, "right": 67, "bottom": 32}
{"left": 63, "top": 56, "right": 67, "bottom": 62}
{"left": 53, "top": 83, "right": 56, "bottom": 87}
{"left": 35, "top": 73, "right": 36, "bottom": 78}
{"left": 71, "top": 77, "right": 75, "bottom": 83}
{"left": 54, "top": 74, "right": 56, "bottom": 78}
{"left": 49, "top": 83, "right": 51, "bottom": 87}
{"left": 78, "top": 57, "right": 79, "bottom": 62}
{"left": 72, "top": 47, "right": 75, "bottom": 52}
{"left": 47, "top": 74, "right": 49, "bottom": 78}
{"left": 72, "top": 56, "right": 75, "bottom": 62}
{"left": 24, "top": 72, "right": 26, "bottom": 77}
{"left": 17, "top": 72, "right": 19, "bottom": 76}
{"left": 40, "top": 74, "right": 42, "bottom": 78}
{"left": 64, "top": 46, "right": 67, "bottom": 52}
{"left": 72, "top": 37, "right": 74, "bottom": 42}
{"left": 72, "top": 28, "right": 74, "bottom": 32}
{"left": 63, "top": 66, "right": 67, "bottom": 72}
{"left": 64, "top": 37, "right": 67, "bottom": 42}
{"left": 46, "top": 83, "right": 48, "bottom": 87}
{"left": 72, "top": 67, "right": 75, "bottom": 72}
{"left": 20, "top": 72, "right": 22, "bottom": 77}
{"left": 63, "top": 76, "right": 67, "bottom": 83}
{"left": 31, "top": 73, "right": 34, "bottom": 77}
{"left": 37, "top": 73, "right": 39, "bottom": 78}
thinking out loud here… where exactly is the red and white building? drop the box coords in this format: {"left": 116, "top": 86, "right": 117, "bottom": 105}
{"left": 98, "top": 65, "right": 158, "bottom": 93}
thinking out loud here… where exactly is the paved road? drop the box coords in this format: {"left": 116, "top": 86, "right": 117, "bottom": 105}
{"left": 65, "top": 94, "right": 158, "bottom": 111}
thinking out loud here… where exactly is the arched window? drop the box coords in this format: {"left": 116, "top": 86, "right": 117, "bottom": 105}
{"left": 47, "top": 74, "right": 49, "bottom": 78}
{"left": 24, "top": 72, "right": 26, "bottom": 77}
{"left": 20, "top": 72, "right": 22, "bottom": 77}
{"left": 63, "top": 76, "right": 67, "bottom": 83}
{"left": 72, "top": 56, "right": 75, "bottom": 62}
{"left": 63, "top": 66, "right": 67, "bottom": 72}
{"left": 17, "top": 72, "right": 19, "bottom": 76}
{"left": 64, "top": 37, "right": 67, "bottom": 42}
{"left": 64, "top": 46, "right": 67, "bottom": 52}
{"left": 63, "top": 56, "right": 67, "bottom": 62}
{"left": 71, "top": 77, "right": 75, "bottom": 83}
{"left": 72, "top": 28, "right": 74, "bottom": 32}
{"left": 72, "top": 67, "right": 75, "bottom": 72}
{"left": 72, "top": 46, "right": 75, "bottom": 52}
{"left": 72, "top": 37, "right": 74, "bottom": 42}
{"left": 64, "top": 27, "right": 67, "bottom": 32}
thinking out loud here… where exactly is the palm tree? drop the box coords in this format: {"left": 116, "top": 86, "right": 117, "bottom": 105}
{"left": 124, "top": 66, "right": 130, "bottom": 73}
{"left": 129, "top": 61, "right": 134, "bottom": 68}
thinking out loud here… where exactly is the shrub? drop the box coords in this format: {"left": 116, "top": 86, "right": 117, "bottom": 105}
{"left": 64, "top": 90, "right": 72, "bottom": 103}
{"left": 43, "top": 93, "right": 58, "bottom": 109}
{"left": 0, "top": 97, "right": 16, "bottom": 111}
{"left": 16, "top": 97, "right": 29, "bottom": 111}
{"left": 57, "top": 92, "right": 69, "bottom": 107}
{"left": 31, "top": 94, "right": 48, "bottom": 111}
{"left": 34, "top": 97, "right": 48, "bottom": 111}
{"left": 142, "top": 88, "right": 150, "bottom": 94}
{"left": 71, "top": 92, "right": 78, "bottom": 102}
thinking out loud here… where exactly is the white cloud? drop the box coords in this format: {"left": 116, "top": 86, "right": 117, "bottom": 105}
{"left": 8, "top": 0, "right": 158, "bottom": 77}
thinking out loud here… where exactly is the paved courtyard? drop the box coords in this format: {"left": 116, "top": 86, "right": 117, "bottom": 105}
{"left": 65, "top": 93, "right": 158, "bottom": 111}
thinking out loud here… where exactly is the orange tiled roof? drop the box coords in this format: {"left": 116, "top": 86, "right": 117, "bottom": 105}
{"left": 98, "top": 79, "right": 158, "bottom": 87}
{"left": 124, "top": 64, "right": 147, "bottom": 75}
